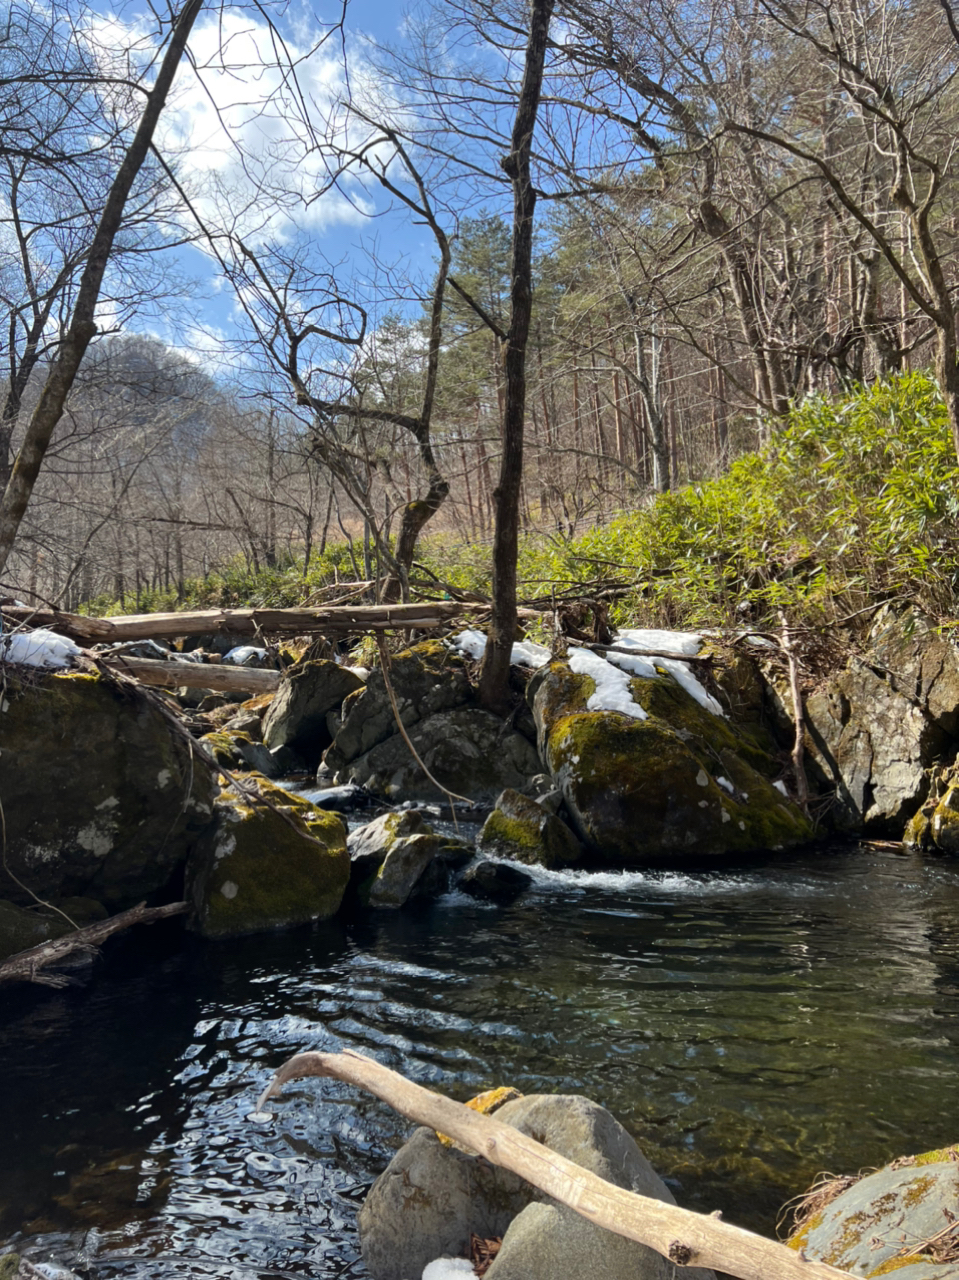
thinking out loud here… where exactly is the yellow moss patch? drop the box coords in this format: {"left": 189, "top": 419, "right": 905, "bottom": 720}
{"left": 436, "top": 1087, "right": 524, "bottom": 1148}
{"left": 866, "top": 1254, "right": 930, "bottom": 1277}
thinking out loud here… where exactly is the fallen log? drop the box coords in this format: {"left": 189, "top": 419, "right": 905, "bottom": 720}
{"left": 97, "top": 654, "right": 280, "bottom": 694}
{"left": 257, "top": 1050, "right": 856, "bottom": 1280}
{"left": 1, "top": 601, "right": 474, "bottom": 643}
{"left": 0, "top": 901, "right": 189, "bottom": 988}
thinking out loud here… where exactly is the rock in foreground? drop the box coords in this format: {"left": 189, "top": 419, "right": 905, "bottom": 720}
{"left": 359, "top": 1092, "right": 715, "bottom": 1280}
{"left": 788, "top": 1145, "right": 959, "bottom": 1280}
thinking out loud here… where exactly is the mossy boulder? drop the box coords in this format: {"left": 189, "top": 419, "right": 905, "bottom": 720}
{"left": 186, "top": 779, "right": 349, "bottom": 937}
{"left": 348, "top": 810, "right": 471, "bottom": 907}
{"left": 787, "top": 1147, "right": 959, "bottom": 1279}
{"left": 0, "top": 671, "right": 217, "bottom": 908}
{"left": 324, "top": 641, "right": 472, "bottom": 774}
{"left": 262, "top": 659, "right": 366, "bottom": 768}
{"left": 199, "top": 730, "right": 280, "bottom": 778}
{"left": 478, "top": 788, "right": 583, "bottom": 868}
{"left": 529, "top": 659, "right": 812, "bottom": 863}
{"left": 334, "top": 707, "right": 541, "bottom": 803}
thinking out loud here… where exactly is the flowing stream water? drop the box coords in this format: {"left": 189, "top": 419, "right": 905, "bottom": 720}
{"left": 3, "top": 842, "right": 959, "bottom": 1279}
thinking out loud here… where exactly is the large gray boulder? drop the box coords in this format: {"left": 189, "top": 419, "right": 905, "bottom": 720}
{"left": 804, "top": 659, "right": 948, "bottom": 832}
{"left": 0, "top": 671, "right": 217, "bottom": 909}
{"left": 334, "top": 707, "right": 541, "bottom": 805}
{"left": 787, "top": 1146, "right": 959, "bottom": 1280}
{"left": 323, "top": 641, "right": 472, "bottom": 776}
{"left": 359, "top": 1093, "right": 715, "bottom": 1280}
{"left": 262, "top": 659, "right": 366, "bottom": 768}
{"left": 529, "top": 657, "right": 811, "bottom": 863}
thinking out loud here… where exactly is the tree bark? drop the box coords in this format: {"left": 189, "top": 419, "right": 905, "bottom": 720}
{"left": 0, "top": 902, "right": 188, "bottom": 988}
{"left": 0, "top": 0, "right": 205, "bottom": 577}
{"left": 97, "top": 654, "right": 281, "bottom": 694}
{"left": 258, "top": 1049, "right": 857, "bottom": 1280}
{"left": 478, "top": 0, "right": 555, "bottom": 713}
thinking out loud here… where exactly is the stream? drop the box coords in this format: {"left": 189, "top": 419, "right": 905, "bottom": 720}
{"left": 3, "top": 841, "right": 959, "bottom": 1278}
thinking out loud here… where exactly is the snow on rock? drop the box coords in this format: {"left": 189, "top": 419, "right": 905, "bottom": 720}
{"left": 716, "top": 775, "right": 735, "bottom": 794}
{"left": 449, "top": 629, "right": 551, "bottom": 669}
{"left": 773, "top": 779, "right": 790, "bottom": 797}
{"left": 421, "top": 1260, "right": 474, "bottom": 1280}
{"left": 223, "top": 645, "right": 268, "bottom": 666}
{"left": 1, "top": 629, "right": 81, "bottom": 669}
{"left": 569, "top": 647, "right": 647, "bottom": 720}
{"left": 609, "top": 629, "right": 725, "bottom": 717}
{"left": 451, "top": 626, "right": 723, "bottom": 717}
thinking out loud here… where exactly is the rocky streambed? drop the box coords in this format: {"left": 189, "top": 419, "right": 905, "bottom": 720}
{"left": 5, "top": 608, "right": 959, "bottom": 1278}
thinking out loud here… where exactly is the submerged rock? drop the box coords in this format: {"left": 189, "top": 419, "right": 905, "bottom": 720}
{"left": 787, "top": 1145, "right": 959, "bottom": 1279}
{"left": 459, "top": 859, "right": 532, "bottom": 902}
{"left": 0, "top": 671, "right": 217, "bottom": 909}
{"left": 359, "top": 1093, "right": 715, "bottom": 1280}
{"left": 262, "top": 659, "right": 366, "bottom": 769}
{"left": 529, "top": 658, "right": 811, "bottom": 863}
{"left": 478, "top": 788, "right": 583, "bottom": 868}
{"left": 186, "top": 780, "right": 349, "bottom": 937}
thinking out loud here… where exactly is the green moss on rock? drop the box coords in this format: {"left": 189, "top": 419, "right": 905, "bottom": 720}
{"left": 531, "top": 659, "right": 812, "bottom": 864}
{"left": 478, "top": 788, "right": 583, "bottom": 868}
{"left": 187, "top": 780, "right": 349, "bottom": 938}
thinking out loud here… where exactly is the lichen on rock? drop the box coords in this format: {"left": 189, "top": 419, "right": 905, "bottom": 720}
{"left": 186, "top": 779, "right": 349, "bottom": 937}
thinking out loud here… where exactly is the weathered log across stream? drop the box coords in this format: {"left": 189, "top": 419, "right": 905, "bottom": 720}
{"left": 259, "top": 1050, "right": 857, "bottom": 1280}
{"left": 1, "top": 601, "right": 475, "bottom": 643}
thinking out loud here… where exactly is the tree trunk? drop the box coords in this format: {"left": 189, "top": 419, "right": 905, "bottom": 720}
{"left": 0, "top": 0, "right": 205, "bottom": 577}
{"left": 478, "top": 0, "right": 555, "bottom": 714}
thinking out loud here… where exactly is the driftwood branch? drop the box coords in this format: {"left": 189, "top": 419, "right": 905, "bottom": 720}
{"left": 0, "top": 900, "right": 188, "bottom": 988}
{"left": 579, "top": 642, "right": 712, "bottom": 665}
{"left": 97, "top": 654, "right": 280, "bottom": 694}
{"left": 257, "top": 1050, "right": 856, "bottom": 1280}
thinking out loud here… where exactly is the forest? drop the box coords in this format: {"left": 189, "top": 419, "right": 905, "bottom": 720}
{"left": 6, "top": 2, "right": 959, "bottom": 1279}
{"left": 4, "top": 0, "right": 959, "bottom": 644}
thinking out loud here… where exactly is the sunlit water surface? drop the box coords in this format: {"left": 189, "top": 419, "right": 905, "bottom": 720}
{"left": 3, "top": 843, "right": 959, "bottom": 1279}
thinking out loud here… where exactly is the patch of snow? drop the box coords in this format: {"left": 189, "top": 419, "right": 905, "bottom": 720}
{"left": 422, "top": 1260, "right": 474, "bottom": 1280}
{"left": 656, "top": 656, "right": 725, "bottom": 717}
{"left": 1, "top": 628, "right": 81, "bottom": 669}
{"left": 606, "top": 629, "right": 724, "bottom": 717}
{"left": 569, "top": 647, "right": 647, "bottom": 719}
{"left": 175, "top": 649, "right": 205, "bottom": 663}
{"left": 346, "top": 665, "right": 370, "bottom": 681}
{"left": 449, "top": 629, "right": 551, "bottom": 669}
{"left": 716, "top": 776, "right": 734, "bottom": 794}
{"left": 773, "top": 780, "right": 790, "bottom": 798}
{"left": 220, "top": 880, "right": 239, "bottom": 900}
{"left": 616, "top": 627, "right": 703, "bottom": 656}
{"left": 224, "top": 645, "right": 267, "bottom": 666}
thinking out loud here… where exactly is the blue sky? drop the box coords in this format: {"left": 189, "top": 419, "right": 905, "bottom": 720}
{"left": 139, "top": 0, "right": 473, "bottom": 368}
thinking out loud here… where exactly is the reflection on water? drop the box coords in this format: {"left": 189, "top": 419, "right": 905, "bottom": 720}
{"left": 3, "top": 843, "right": 959, "bottom": 1279}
